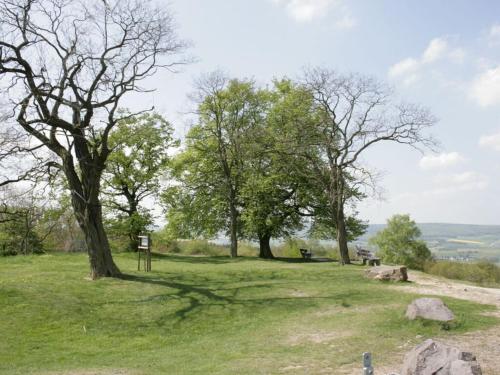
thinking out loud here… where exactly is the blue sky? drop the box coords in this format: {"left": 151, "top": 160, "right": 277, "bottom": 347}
{"left": 125, "top": 0, "right": 500, "bottom": 225}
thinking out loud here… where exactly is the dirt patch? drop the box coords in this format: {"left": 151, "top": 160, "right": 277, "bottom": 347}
{"left": 287, "top": 330, "right": 353, "bottom": 345}
{"left": 390, "top": 271, "right": 500, "bottom": 308}
{"left": 44, "top": 370, "right": 138, "bottom": 375}
{"left": 289, "top": 289, "right": 310, "bottom": 298}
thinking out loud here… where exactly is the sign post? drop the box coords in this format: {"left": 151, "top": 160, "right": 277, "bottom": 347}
{"left": 137, "top": 234, "right": 151, "bottom": 272}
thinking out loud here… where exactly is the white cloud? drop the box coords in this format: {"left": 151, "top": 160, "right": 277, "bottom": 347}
{"left": 388, "top": 37, "right": 465, "bottom": 85}
{"left": 479, "top": 131, "right": 500, "bottom": 151}
{"left": 431, "top": 171, "right": 489, "bottom": 194}
{"left": 391, "top": 171, "right": 488, "bottom": 202}
{"left": 448, "top": 47, "right": 466, "bottom": 63}
{"left": 419, "top": 152, "right": 465, "bottom": 170}
{"left": 272, "top": 0, "right": 355, "bottom": 26}
{"left": 470, "top": 65, "right": 500, "bottom": 107}
{"left": 488, "top": 24, "right": 500, "bottom": 45}
{"left": 335, "top": 13, "right": 357, "bottom": 30}
{"left": 272, "top": 0, "right": 334, "bottom": 22}
{"left": 389, "top": 57, "right": 420, "bottom": 77}
{"left": 422, "top": 38, "right": 448, "bottom": 63}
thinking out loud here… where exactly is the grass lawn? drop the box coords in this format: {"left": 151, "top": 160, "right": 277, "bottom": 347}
{"left": 0, "top": 253, "right": 498, "bottom": 374}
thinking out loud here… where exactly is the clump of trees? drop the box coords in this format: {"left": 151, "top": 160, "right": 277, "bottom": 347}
{"left": 0, "top": 2, "right": 436, "bottom": 274}
{"left": 0, "top": 0, "right": 186, "bottom": 278}
{"left": 163, "top": 71, "right": 436, "bottom": 261}
{"left": 369, "top": 214, "right": 432, "bottom": 269}
{"left": 0, "top": 187, "right": 70, "bottom": 255}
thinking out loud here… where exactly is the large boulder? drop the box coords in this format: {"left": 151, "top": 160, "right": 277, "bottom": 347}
{"left": 401, "top": 339, "right": 482, "bottom": 374}
{"left": 364, "top": 265, "right": 408, "bottom": 281}
{"left": 406, "top": 298, "right": 455, "bottom": 322}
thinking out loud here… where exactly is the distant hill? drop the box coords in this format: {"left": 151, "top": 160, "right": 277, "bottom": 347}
{"left": 360, "top": 223, "right": 500, "bottom": 241}
{"left": 358, "top": 223, "right": 500, "bottom": 263}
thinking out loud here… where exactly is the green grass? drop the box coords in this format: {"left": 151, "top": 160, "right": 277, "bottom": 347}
{"left": 0, "top": 253, "right": 498, "bottom": 375}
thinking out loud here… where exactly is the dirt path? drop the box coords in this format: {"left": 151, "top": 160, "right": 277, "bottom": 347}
{"left": 379, "top": 271, "right": 500, "bottom": 375}
{"left": 394, "top": 271, "right": 500, "bottom": 309}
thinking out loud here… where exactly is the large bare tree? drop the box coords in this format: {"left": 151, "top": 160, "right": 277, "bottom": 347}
{"left": 302, "top": 67, "right": 437, "bottom": 264}
{"left": 0, "top": 0, "right": 186, "bottom": 278}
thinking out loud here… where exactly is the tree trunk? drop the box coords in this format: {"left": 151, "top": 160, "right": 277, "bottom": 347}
{"left": 128, "top": 201, "right": 140, "bottom": 252}
{"left": 228, "top": 186, "right": 239, "bottom": 258}
{"left": 258, "top": 233, "right": 274, "bottom": 259}
{"left": 229, "top": 203, "right": 238, "bottom": 258}
{"left": 80, "top": 202, "right": 121, "bottom": 279}
{"left": 66, "top": 158, "right": 121, "bottom": 279}
{"left": 129, "top": 231, "right": 140, "bottom": 252}
{"left": 336, "top": 206, "right": 350, "bottom": 265}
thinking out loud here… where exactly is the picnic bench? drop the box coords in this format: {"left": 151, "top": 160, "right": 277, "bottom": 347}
{"left": 299, "top": 248, "right": 312, "bottom": 260}
{"left": 355, "top": 245, "right": 380, "bottom": 266}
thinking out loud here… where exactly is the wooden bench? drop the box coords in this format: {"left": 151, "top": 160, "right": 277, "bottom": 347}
{"left": 355, "top": 245, "right": 380, "bottom": 266}
{"left": 299, "top": 248, "right": 312, "bottom": 260}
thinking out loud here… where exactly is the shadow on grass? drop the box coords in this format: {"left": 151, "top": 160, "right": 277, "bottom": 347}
{"left": 273, "top": 257, "right": 336, "bottom": 263}
{"left": 150, "top": 253, "right": 258, "bottom": 265}
{"left": 118, "top": 272, "right": 352, "bottom": 325}
{"left": 150, "top": 253, "right": 337, "bottom": 265}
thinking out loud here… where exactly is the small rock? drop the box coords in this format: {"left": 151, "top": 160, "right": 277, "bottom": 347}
{"left": 406, "top": 297, "right": 455, "bottom": 322}
{"left": 401, "top": 339, "right": 482, "bottom": 374}
{"left": 364, "top": 265, "right": 408, "bottom": 282}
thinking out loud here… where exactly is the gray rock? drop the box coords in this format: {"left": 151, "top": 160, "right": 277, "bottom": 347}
{"left": 364, "top": 265, "right": 408, "bottom": 281}
{"left": 401, "top": 339, "right": 481, "bottom": 375}
{"left": 405, "top": 298, "right": 455, "bottom": 322}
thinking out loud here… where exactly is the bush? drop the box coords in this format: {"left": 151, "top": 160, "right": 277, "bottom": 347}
{"left": 272, "top": 238, "right": 337, "bottom": 258}
{"left": 369, "top": 214, "right": 431, "bottom": 270}
{"left": 423, "top": 260, "right": 500, "bottom": 286}
{"left": 0, "top": 245, "right": 18, "bottom": 256}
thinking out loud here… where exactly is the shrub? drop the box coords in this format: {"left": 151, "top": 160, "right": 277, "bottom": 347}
{"left": 369, "top": 214, "right": 431, "bottom": 270}
{"left": 272, "top": 238, "right": 336, "bottom": 258}
{"left": 423, "top": 260, "right": 500, "bottom": 286}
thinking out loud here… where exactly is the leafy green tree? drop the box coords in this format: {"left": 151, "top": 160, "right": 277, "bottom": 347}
{"left": 239, "top": 80, "right": 318, "bottom": 258}
{"left": 369, "top": 214, "right": 432, "bottom": 269}
{"left": 163, "top": 73, "right": 265, "bottom": 257}
{"left": 103, "top": 113, "right": 177, "bottom": 251}
{"left": 0, "top": 188, "right": 55, "bottom": 255}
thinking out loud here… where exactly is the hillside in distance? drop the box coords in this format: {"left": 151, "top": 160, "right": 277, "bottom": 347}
{"left": 358, "top": 223, "right": 500, "bottom": 263}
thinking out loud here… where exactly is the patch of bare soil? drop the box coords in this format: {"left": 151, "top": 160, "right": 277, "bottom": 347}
{"left": 379, "top": 272, "right": 500, "bottom": 374}
{"left": 44, "top": 370, "right": 138, "bottom": 375}
{"left": 392, "top": 271, "right": 500, "bottom": 308}
{"left": 287, "top": 330, "right": 353, "bottom": 346}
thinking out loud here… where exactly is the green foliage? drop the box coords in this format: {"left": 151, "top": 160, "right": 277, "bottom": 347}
{"left": 310, "top": 215, "right": 368, "bottom": 242}
{"left": 424, "top": 260, "right": 500, "bottom": 286}
{"left": 150, "top": 233, "right": 258, "bottom": 257}
{"left": 369, "top": 214, "right": 432, "bottom": 269}
{"left": 0, "top": 193, "right": 51, "bottom": 255}
{"left": 163, "top": 76, "right": 266, "bottom": 243}
{"left": 240, "top": 80, "right": 316, "bottom": 242}
{"left": 163, "top": 77, "right": 366, "bottom": 255}
{"left": 271, "top": 237, "right": 336, "bottom": 258}
{"left": 0, "top": 216, "right": 44, "bottom": 256}
{"left": 104, "top": 112, "right": 177, "bottom": 250}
